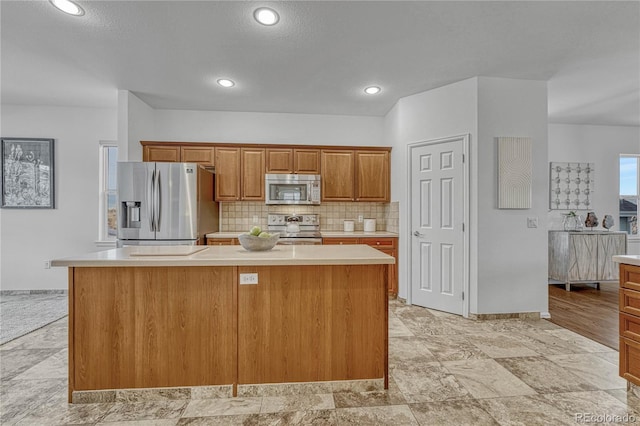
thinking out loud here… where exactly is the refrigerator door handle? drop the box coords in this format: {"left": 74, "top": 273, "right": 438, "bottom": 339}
{"left": 148, "top": 169, "right": 156, "bottom": 232}
{"left": 155, "top": 170, "right": 162, "bottom": 231}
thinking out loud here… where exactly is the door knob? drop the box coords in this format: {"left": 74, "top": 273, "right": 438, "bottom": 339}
{"left": 413, "top": 231, "right": 423, "bottom": 237}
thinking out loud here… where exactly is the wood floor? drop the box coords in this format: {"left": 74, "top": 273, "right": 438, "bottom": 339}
{"left": 547, "top": 281, "right": 618, "bottom": 350}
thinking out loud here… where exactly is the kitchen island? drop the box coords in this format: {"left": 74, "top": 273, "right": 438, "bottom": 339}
{"left": 614, "top": 255, "right": 640, "bottom": 391}
{"left": 52, "top": 245, "right": 394, "bottom": 403}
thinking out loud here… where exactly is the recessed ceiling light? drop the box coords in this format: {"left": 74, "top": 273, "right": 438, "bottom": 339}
{"left": 254, "top": 7, "right": 279, "bottom": 26}
{"left": 49, "top": 0, "right": 84, "bottom": 16}
{"left": 364, "top": 86, "right": 381, "bottom": 95}
{"left": 217, "top": 79, "right": 235, "bottom": 88}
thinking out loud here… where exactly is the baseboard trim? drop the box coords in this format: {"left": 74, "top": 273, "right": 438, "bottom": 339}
{"left": 468, "top": 312, "right": 541, "bottom": 320}
{"left": 0, "top": 290, "right": 67, "bottom": 295}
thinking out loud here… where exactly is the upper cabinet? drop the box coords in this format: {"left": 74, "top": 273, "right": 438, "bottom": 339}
{"left": 180, "top": 147, "right": 215, "bottom": 165}
{"left": 215, "top": 147, "right": 241, "bottom": 201}
{"left": 321, "top": 149, "right": 390, "bottom": 202}
{"left": 321, "top": 150, "right": 355, "bottom": 201}
{"left": 355, "top": 150, "right": 390, "bottom": 202}
{"left": 266, "top": 148, "right": 320, "bottom": 174}
{"left": 141, "top": 142, "right": 390, "bottom": 203}
{"left": 143, "top": 145, "right": 180, "bottom": 162}
{"left": 142, "top": 143, "right": 214, "bottom": 165}
{"left": 241, "top": 148, "right": 265, "bottom": 201}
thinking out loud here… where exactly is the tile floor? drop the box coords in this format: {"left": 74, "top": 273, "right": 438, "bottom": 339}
{"left": 2, "top": 299, "right": 640, "bottom": 425}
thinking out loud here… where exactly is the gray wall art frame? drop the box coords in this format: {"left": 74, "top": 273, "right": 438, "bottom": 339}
{"left": 549, "top": 162, "right": 594, "bottom": 210}
{"left": 1, "top": 137, "right": 55, "bottom": 209}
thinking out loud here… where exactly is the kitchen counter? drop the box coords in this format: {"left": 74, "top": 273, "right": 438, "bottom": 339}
{"left": 51, "top": 244, "right": 394, "bottom": 267}
{"left": 205, "top": 230, "right": 399, "bottom": 239}
{"left": 614, "top": 255, "right": 640, "bottom": 267}
{"left": 55, "top": 244, "right": 391, "bottom": 402}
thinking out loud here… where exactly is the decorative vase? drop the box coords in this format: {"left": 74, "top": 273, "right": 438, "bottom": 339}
{"left": 563, "top": 214, "right": 582, "bottom": 231}
{"left": 602, "top": 215, "right": 614, "bottom": 231}
{"left": 585, "top": 211, "right": 598, "bottom": 228}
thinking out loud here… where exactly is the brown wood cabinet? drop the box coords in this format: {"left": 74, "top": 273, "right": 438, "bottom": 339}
{"left": 619, "top": 263, "right": 640, "bottom": 386}
{"left": 180, "top": 146, "right": 215, "bottom": 165}
{"left": 356, "top": 151, "right": 390, "bottom": 202}
{"left": 323, "top": 236, "right": 398, "bottom": 297}
{"left": 142, "top": 144, "right": 214, "bottom": 165}
{"left": 207, "top": 238, "right": 239, "bottom": 246}
{"left": 266, "top": 148, "right": 321, "bottom": 174}
{"left": 70, "top": 267, "right": 235, "bottom": 392}
{"left": 241, "top": 148, "right": 265, "bottom": 200}
{"left": 215, "top": 147, "right": 241, "bottom": 201}
{"left": 143, "top": 145, "right": 180, "bottom": 162}
{"left": 321, "top": 149, "right": 390, "bottom": 202}
{"left": 141, "top": 142, "right": 389, "bottom": 202}
{"left": 321, "top": 150, "right": 355, "bottom": 201}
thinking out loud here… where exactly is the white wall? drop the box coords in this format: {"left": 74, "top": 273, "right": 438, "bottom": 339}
{"left": 1, "top": 105, "right": 117, "bottom": 290}
{"left": 119, "top": 90, "right": 155, "bottom": 161}
{"left": 548, "top": 123, "right": 640, "bottom": 254}
{"left": 476, "top": 77, "right": 549, "bottom": 315}
{"left": 152, "top": 110, "right": 385, "bottom": 150}
{"left": 384, "top": 77, "right": 549, "bottom": 315}
{"left": 383, "top": 77, "right": 479, "bottom": 302}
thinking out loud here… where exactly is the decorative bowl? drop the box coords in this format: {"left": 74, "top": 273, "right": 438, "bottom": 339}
{"left": 238, "top": 233, "right": 280, "bottom": 251}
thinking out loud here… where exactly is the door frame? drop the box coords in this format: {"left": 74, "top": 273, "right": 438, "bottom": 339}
{"left": 406, "top": 134, "right": 471, "bottom": 317}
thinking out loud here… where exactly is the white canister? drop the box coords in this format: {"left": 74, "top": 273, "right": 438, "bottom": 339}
{"left": 343, "top": 220, "right": 355, "bottom": 232}
{"left": 363, "top": 219, "right": 376, "bottom": 232}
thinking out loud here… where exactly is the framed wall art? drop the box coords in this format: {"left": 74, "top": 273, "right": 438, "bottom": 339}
{"left": 1, "top": 137, "right": 55, "bottom": 209}
{"left": 549, "top": 162, "right": 594, "bottom": 210}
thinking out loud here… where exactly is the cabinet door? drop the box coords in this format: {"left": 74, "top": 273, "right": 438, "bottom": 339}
{"left": 321, "top": 150, "right": 354, "bottom": 201}
{"left": 294, "top": 149, "right": 321, "bottom": 174}
{"left": 241, "top": 148, "right": 265, "bottom": 201}
{"left": 266, "top": 149, "right": 293, "bottom": 173}
{"left": 181, "top": 147, "right": 215, "bottom": 165}
{"left": 207, "top": 238, "right": 239, "bottom": 245}
{"left": 143, "top": 145, "right": 180, "bottom": 162}
{"left": 323, "top": 237, "right": 358, "bottom": 245}
{"left": 355, "top": 151, "right": 390, "bottom": 202}
{"left": 597, "top": 234, "right": 626, "bottom": 281}
{"left": 215, "top": 147, "right": 241, "bottom": 201}
{"left": 567, "top": 234, "right": 598, "bottom": 281}
{"left": 378, "top": 247, "right": 398, "bottom": 297}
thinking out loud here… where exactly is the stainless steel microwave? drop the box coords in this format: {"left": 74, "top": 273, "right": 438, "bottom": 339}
{"left": 265, "top": 174, "right": 321, "bottom": 205}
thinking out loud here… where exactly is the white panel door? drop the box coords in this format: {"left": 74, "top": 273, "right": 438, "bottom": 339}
{"left": 411, "top": 138, "right": 465, "bottom": 314}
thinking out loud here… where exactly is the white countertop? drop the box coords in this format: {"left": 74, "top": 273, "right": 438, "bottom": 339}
{"left": 205, "top": 231, "right": 399, "bottom": 239}
{"left": 51, "top": 245, "right": 395, "bottom": 267}
{"left": 613, "top": 255, "right": 640, "bottom": 267}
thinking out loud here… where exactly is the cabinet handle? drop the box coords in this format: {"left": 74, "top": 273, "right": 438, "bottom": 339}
{"left": 376, "top": 242, "right": 380, "bottom": 245}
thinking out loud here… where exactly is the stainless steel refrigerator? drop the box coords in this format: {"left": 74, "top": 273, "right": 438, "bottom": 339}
{"left": 116, "top": 162, "right": 218, "bottom": 246}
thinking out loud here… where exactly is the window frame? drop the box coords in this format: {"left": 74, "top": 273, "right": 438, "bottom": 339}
{"left": 620, "top": 154, "right": 639, "bottom": 238}
{"left": 98, "top": 141, "right": 118, "bottom": 245}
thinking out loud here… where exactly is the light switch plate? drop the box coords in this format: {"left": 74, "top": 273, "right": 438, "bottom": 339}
{"left": 527, "top": 217, "right": 538, "bottom": 228}
{"left": 239, "top": 273, "right": 258, "bottom": 285}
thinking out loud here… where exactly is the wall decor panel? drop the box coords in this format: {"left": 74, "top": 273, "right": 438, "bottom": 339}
{"left": 497, "top": 137, "right": 532, "bottom": 209}
{"left": 549, "top": 162, "right": 595, "bottom": 210}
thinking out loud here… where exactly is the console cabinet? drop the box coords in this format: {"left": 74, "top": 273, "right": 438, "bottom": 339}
{"left": 619, "top": 263, "right": 640, "bottom": 386}
{"left": 549, "top": 231, "right": 627, "bottom": 291}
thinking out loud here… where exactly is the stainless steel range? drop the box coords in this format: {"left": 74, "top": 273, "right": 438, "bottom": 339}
{"left": 267, "top": 213, "right": 322, "bottom": 245}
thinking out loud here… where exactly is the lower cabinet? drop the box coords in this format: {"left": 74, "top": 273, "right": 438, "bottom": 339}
{"left": 207, "top": 238, "right": 239, "bottom": 246}
{"left": 323, "top": 236, "right": 398, "bottom": 297}
{"left": 619, "top": 263, "right": 640, "bottom": 386}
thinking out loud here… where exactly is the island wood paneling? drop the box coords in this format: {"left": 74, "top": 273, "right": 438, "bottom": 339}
{"left": 619, "top": 263, "right": 640, "bottom": 386}
{"left": 237, "top": 264, "right": 387, "bottom": 384}
{"left": 71, "top": 267, "right": 235, "bottom": 392}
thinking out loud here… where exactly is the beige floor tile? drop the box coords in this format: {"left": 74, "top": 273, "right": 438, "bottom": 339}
{"left": 496, "top": 356, "right": 598, "bottom": 393}
{"left": 541, "top": 390, "right": 635, "bottom": 422}
{"left": 546, "top": 328, "right": 614, "bottom": 353}
{"left": 478, "top": 394, "right": 575, "bottom": 425}
{"left": 12, "top": 348, "right": 67, "bottom": 380}
{"left": 100, "top": 401, "right": 187, "bottom": 423}
{"left": 389, "top": 316, "right": 414, "bottom": 337}
{"left": 259, "top": 393, "right": 334, "bottom": 414}
{"left": 466, "top": 332, "right": 540, "bottom": 358}
{"left": 389, "top": 336, "right": 437, "bottom": 366}
{"left": 181, "top": 397, "right": 262, "bottom": 418}
{"left": 545, "top": 353, "right": 627, "bottom": 390}
{"left": 391, "top": 363, "right": 471, "bottom": 403}
{"left": 334, "top": 405, "right": 419, "bottom": 425}
{"left": 442, "top": 359, "right": 537, "bottom": 399}
{"left": 410, "top": 399, "right": 499, "bottom": 426}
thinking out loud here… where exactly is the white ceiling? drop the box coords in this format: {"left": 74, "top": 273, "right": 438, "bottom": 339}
{"left": 1, "top": 1, "right": 639, "bottom": 126}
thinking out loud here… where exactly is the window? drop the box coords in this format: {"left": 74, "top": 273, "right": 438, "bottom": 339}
{"left": 99, "top": 142, "right": 118, "bottom": 242}
{"left": 620, "top": 155, "right": 639, "bottom": 237}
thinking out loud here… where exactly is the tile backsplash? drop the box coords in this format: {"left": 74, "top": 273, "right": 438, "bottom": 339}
{"left": 220, "top": 201, "right": 400, "bottom": 233}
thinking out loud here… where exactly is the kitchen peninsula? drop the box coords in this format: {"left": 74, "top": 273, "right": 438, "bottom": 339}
{"left": 52, "top": 244, "right": 394, "bottom": 403}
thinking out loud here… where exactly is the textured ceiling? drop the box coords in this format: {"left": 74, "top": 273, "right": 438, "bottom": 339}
{"left": 1, "top": 1, "right": 639, "bottom": 126}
